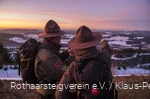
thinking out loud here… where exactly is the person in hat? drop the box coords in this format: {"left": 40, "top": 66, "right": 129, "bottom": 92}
{"left": 55, "top": 26, "right": 113, "bottom": 99}
{"left": 35, "top": 20, "right": 73, "bottom": 99}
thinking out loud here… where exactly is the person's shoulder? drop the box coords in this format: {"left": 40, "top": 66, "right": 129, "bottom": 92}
{"left": 37, "top": 47, "right": 56, "bottom": 59}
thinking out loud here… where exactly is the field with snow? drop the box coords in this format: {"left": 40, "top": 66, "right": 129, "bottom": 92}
{"left": 0, "top": 29, "right": 150, "bottom": 79}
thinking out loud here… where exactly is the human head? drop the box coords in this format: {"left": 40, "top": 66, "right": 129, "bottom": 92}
{"left": 38, "top": 20, "right": 65, "bottom": 44}
{"left": 68, "top": 26, "right": 102, "bottom": 49}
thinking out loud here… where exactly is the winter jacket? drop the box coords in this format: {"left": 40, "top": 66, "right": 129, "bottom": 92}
{"left": 55, "top": 40, "right": 112, "bottom": 99}
{"left": 34, "top": 38, "right": 71, "bottom": 96}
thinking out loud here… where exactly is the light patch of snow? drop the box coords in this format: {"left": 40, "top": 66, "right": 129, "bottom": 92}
{"left": 108, "top": 36, "right": 129, "bottom": 41}
{"left": 0, "top": 65, "right": 20, "bottom": 77}
{"left": 143, "top": 44, "right": 150, "bottom": 49}
{"left": 139, "top": 53, "right": 150, "bottom": 56}
{"left": 136, "top": 37, "right": 145, "bottom": 39}
{"left": 0, "top": 66, "right": 149, "bottom": 79}
{"left": 113, "top": 74, "right": 149, "bottom": 77}
{"left": 141, "top": 42, "right": 146, "bottom": 45}
{"left": 0, "top": 78, "right": 22, "bottom": 80}
{"left": 63, "top": 34, "right": 75, "bottom": 39}
{"left": 111, "top": 53, "right": 138, "bottom": 60}
{"left": 60, "top": 47, "right": 68, "bottom": 50}
{"left": 103, "top": 34, "right": 111, "bottom": 37}
{"left": 113, "top": 67, "right": 150, "bottom": 75}
{"left": 109, "top": 41, "right": 131, "bottom": 47}
{"left": 136, "top": 63, "right": 150, "bottom": 67}
{"left": 20, "top": 33, "right": 25, "bottom": 35}
{"left": 105, "top": 32, "right": 112, "bottom": 34}
{"left": 0, "top": 69, "right": 21, "bottom": 78}
{"left": 9, "top": 37, "right": 26, "bottom": 43}
{"left": 112, "top": 53, "right": 150, "bottom": 60}
{"left": 24, "top": 34, "right": 38, "bottom": 39}
{"left": 130, "top": 47, "right": 139, "bottom": 49}
{"left": 61, "top": 39, "right": 70, "bottom": 44}
{"left": 107, "top": 36, "right": 130, "bottom": 47}
{"left": 124, "top": 32, "right": 132, "bottom": 35}
{"left": 9, "top": 51, "right": 17, "bottom": 54}
{"left": 5, "top": 46, "right": 17, "bottom": 49}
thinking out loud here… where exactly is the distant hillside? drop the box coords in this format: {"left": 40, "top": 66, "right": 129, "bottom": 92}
{"left": 0, "top": 33, "right": 23, "bottom": 47}
{"left": 0, "top": 29, "right": 41, "bottom": 34}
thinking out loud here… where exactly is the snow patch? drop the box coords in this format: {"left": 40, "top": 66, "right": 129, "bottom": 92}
{"left": 5, "top": 46, "right": 17, "bottom": 49}
{"left": 103, "top": 34, "right": 111, "bottom": 37}
{"left": 109, "top": 41, "right": 131, "bottom": 47}
{"left": 111, "top": 53, "right": 138, "bottom": 60}
{"left": 107, "top": 36, "right": 130, "bottom": 47}
{"left": 24, "top": 34, "right": 38, "bottom": 38}
{"left": 136, "top": 63, "right": 150, "bottom": 67}
{"left": 113, "top": 67, "right": 150, "bottom": 75}
{"left": 61, "top": 39, "right": 70, "bottom": 44}
{"left": 63, "top": 34, "right": 75, "bottom": 39}
{"left": 124, "top": 32, "right": 132, "bottom": 35}
{"left": 139, "top": 53, "right": 150, "bottom": 56}
{"left": 136, "top": 37, "right": 145, "bottom": 39}
{"left": 9, "top": 37, "right": 26, "bottom": 43}
{"left": 105, "top": 32, "right": 112, "bottom": 34}
{"left": 108, "top": 36, "right": 129, "bottom": 41}
{"left": 0, "top": 78, "right": 22, "bottom": 80}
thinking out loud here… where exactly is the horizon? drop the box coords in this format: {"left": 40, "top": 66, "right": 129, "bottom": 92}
{"left": 0, "top": 0, "right": 150, "bottom": 31}
{"left": 1, "top": 28, "right": 150, "bottom": 33}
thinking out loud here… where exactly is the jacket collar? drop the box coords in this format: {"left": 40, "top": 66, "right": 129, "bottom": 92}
{"left": 42, "top": 38, "right": 61, "bottom": 55}
{"left": 75, "top": 46, "right": 98, "bottom": 61}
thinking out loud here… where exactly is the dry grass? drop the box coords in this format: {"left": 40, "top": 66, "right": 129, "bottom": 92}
{"left": 0, "top": 80, "right": 40, "bottom": 99}
{"left": 0, "top": 75, "right": 150, "bottom": 99}
{"left": 113, "top": 75, "right": 150, "bottom": 99}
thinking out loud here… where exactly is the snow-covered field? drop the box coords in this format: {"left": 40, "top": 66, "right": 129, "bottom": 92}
{"left": 5, "top": 31, "right": 148, "bottom": 50}
{"left": 0, "top": 65, "right": 149, "bottom": 80}
{"left": 1, "top": 30, "right": 150, "bottom": 80}
{"left": 9, "top": 37, "right": 26, "bottom": 43}
{"left": 113, "top": 67, "right": 150, "bottom": 75}
{"left": 111, "top": 53, "right": 150, "bottom": 60}
{"left": 111, "top": 53, "right": 138, "bottom": 60}
{"left": 0, "top": 69, "right": 20, "bottom": 78}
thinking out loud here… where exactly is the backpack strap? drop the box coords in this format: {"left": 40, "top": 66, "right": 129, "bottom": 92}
{"left": 97, "top": 54, "right": 118, "bottom": 99}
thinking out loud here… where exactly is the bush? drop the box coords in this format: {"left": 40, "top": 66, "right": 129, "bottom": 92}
{"left": 0, "top": 65, "right": 3, "bottom": 69}
{"left": 3, "top": 67, "right": 8, "bottom": 71}
{"left": 10, "top": 66, "right": 13, "bottom": 69}
{"left": 0, "top": 42, "right": 12, "bottom": 64}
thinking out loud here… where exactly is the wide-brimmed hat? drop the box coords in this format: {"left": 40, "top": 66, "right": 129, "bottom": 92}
{"left": 68, "top": 26, "right": 102, "bottom": 49}
{"left": 38, "top": 20, "right": 66, "bottom": 38}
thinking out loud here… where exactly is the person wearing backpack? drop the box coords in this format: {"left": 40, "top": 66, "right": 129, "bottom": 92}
{"left": 55, "top": 26, "right": 117, "bottom": 99}
{"left": 34, "top": 20, "right": 73, "bottom": 99}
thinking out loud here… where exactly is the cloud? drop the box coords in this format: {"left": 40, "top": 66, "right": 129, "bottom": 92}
{"left": 0, "top": 0, "right": 150, "bottom": 30}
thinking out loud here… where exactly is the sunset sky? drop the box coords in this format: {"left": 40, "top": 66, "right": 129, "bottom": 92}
{"left": 0, "top": 0, "right": 150, "bottom": 30}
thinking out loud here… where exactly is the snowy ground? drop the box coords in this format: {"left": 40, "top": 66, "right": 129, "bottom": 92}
{"left": 0, "top": 65, "right": 150, "bottom": 80}
{"left": 5, "top": 32, "right": 148, "bottom": 50}
{"left": 112, "top": 67, "right": 150, "bottom": 75}
{"left": 111, "top": 53, "right": 150, "bottom": 60}
{"left": 9, "top": 37, "right": 26, "bottom": 43}
{"left": 1, "top": 30, "right": 150, "bottom": 80}
{"left": 0, "top": 69, "right": 21, "bottom": 78}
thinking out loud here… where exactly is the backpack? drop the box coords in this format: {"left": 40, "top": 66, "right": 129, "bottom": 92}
{"left": 19, "top": 38, "right": 41, "bottom": 84}
{"left": 76, "top": 55, "right": 118, "bottom": 99}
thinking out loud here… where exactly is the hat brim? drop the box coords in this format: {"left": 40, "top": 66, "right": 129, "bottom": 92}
{"left": 68, "top": 32, "right": 102, "bottom": 49}
{"left": 38, "top": 30, "right": 66, "bottom": 38}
